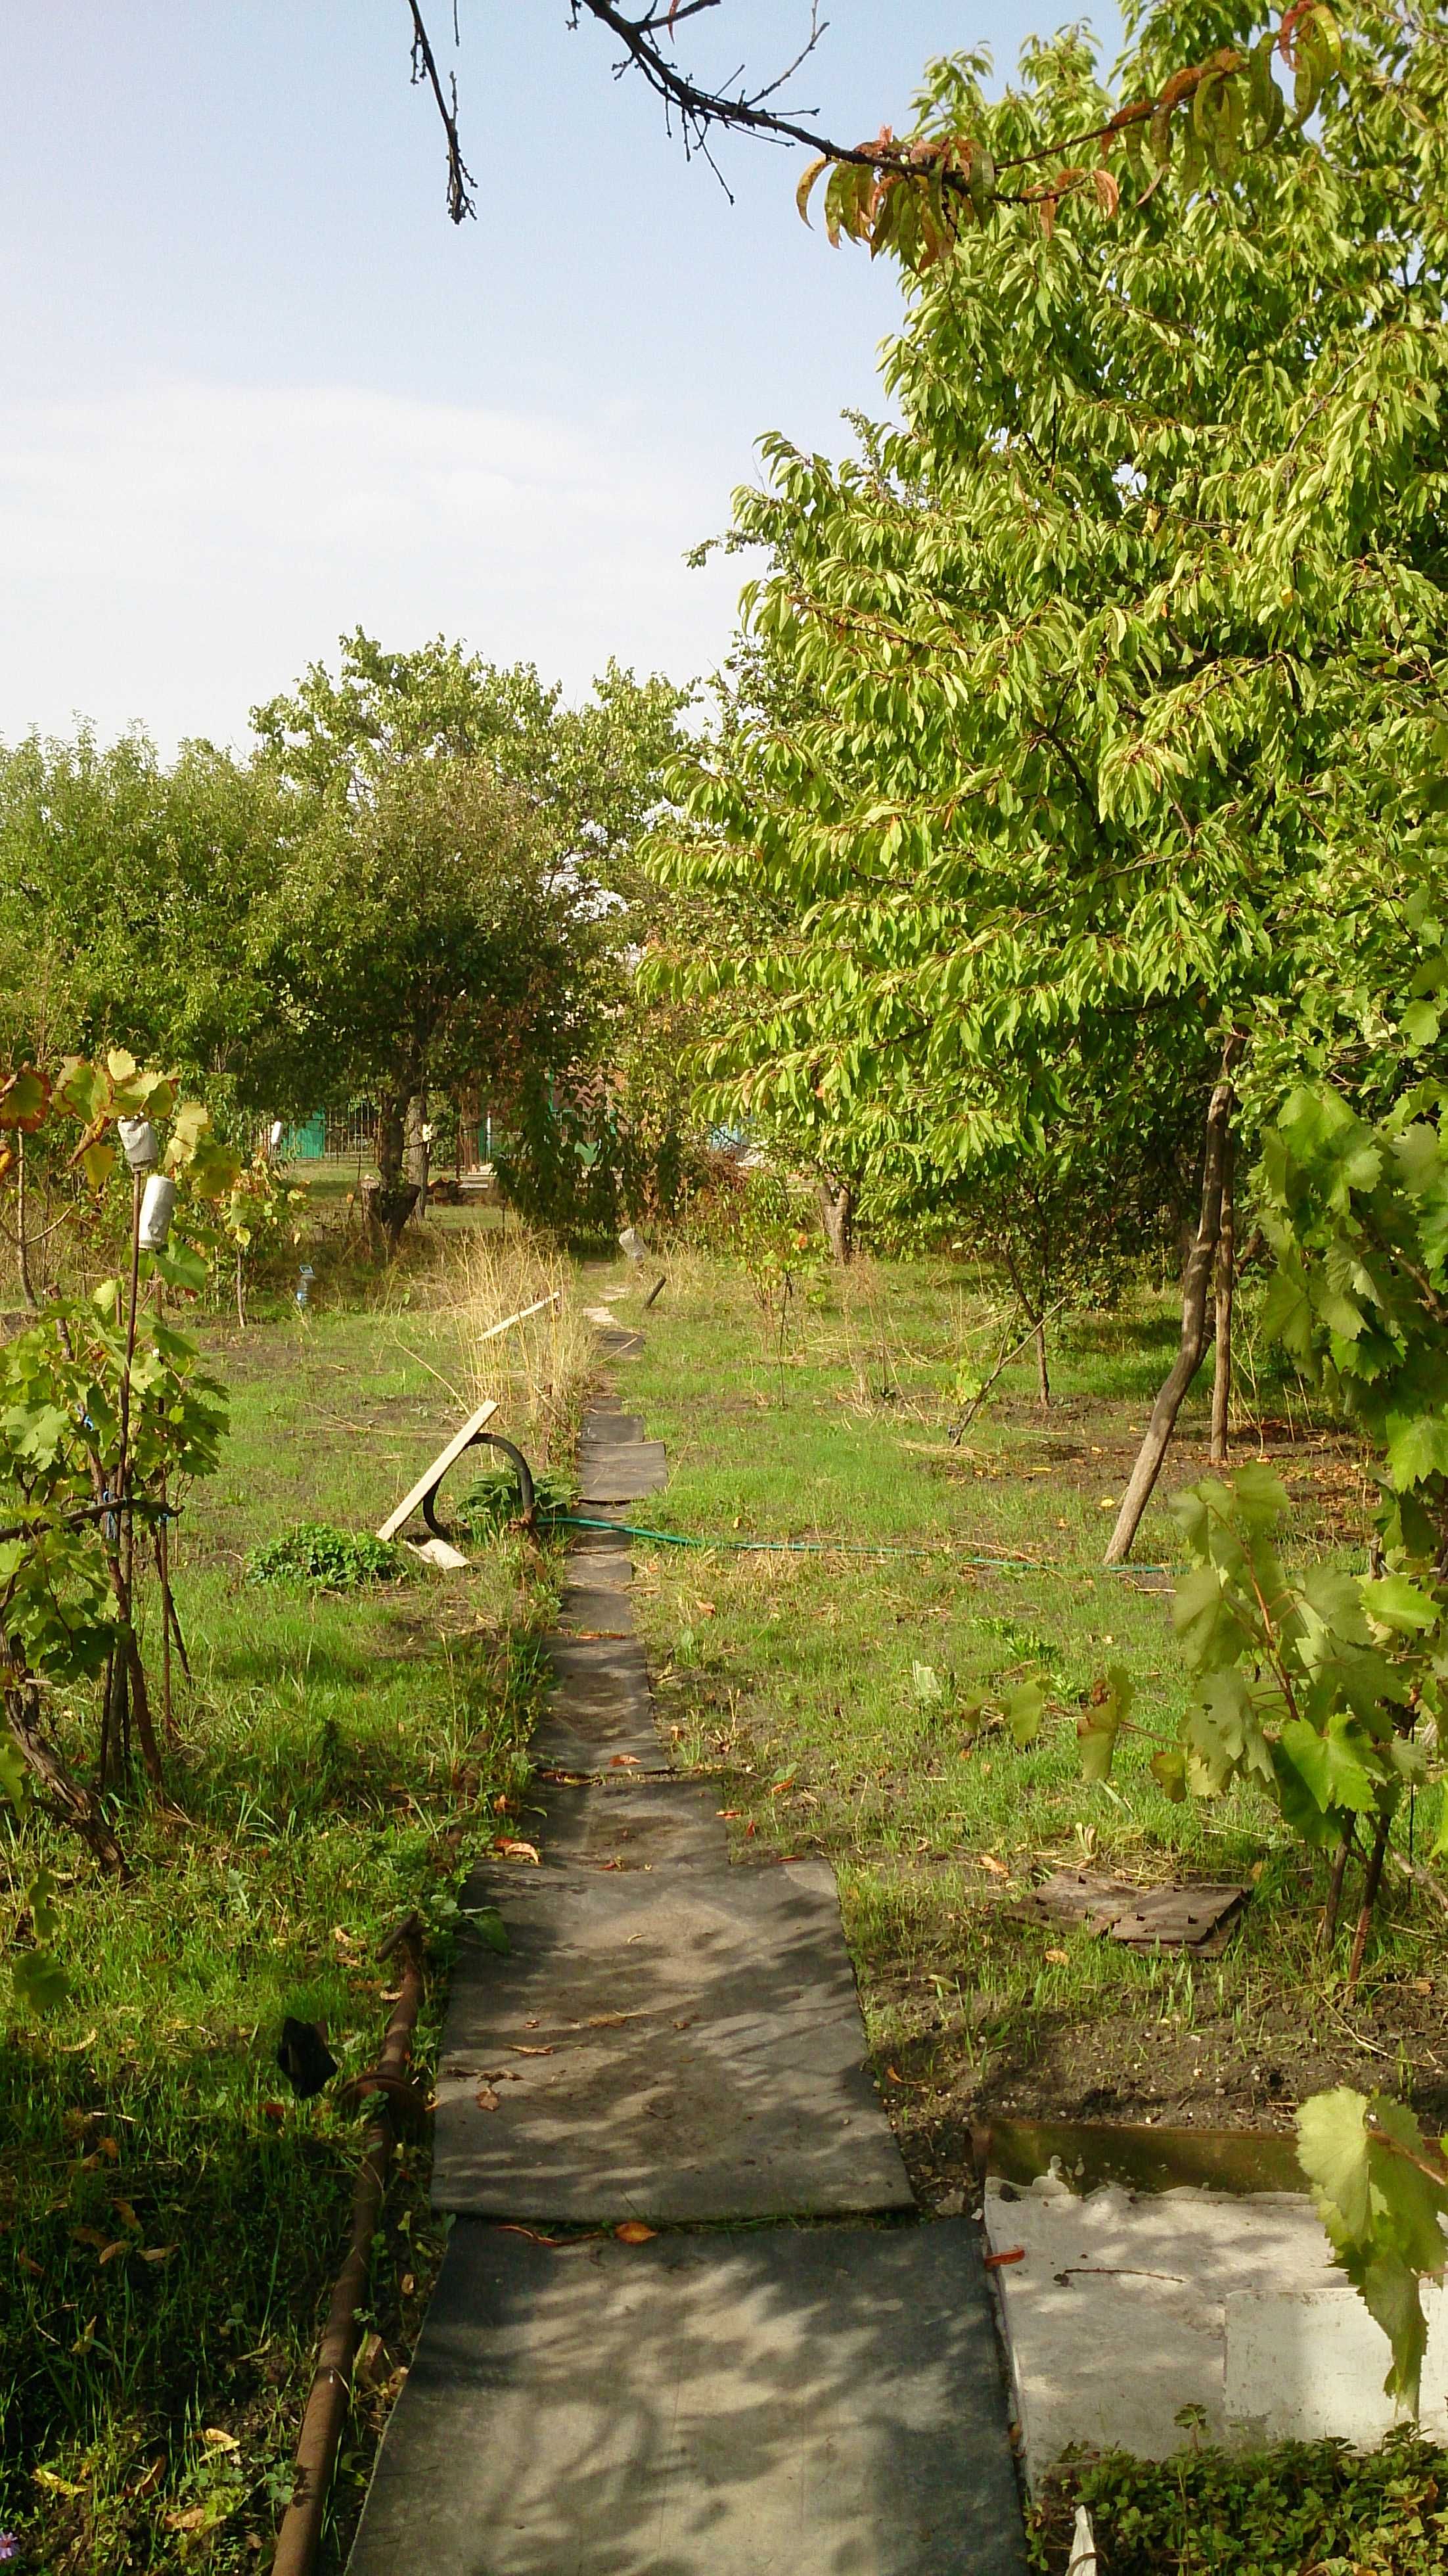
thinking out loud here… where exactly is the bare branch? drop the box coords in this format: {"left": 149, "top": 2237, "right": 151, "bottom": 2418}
{"left": 407, "top": 0, "right": 477, "bottom": 223}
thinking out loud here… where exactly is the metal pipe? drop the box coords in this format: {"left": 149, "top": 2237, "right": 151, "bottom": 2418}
{"left": 269, "top": 1921, "right": 426, "bottom": 2576}
{"left": 421, "top": 1429, "right": 536, "bottom": 1536}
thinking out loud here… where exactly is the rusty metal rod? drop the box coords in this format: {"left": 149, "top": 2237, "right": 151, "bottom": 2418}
{"left": 269, "top": 1923, "right": 426, "bottom": 2576}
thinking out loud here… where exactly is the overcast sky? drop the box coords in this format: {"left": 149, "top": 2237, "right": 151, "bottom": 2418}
{"left": 0, "top": 1, "right": 1116, "bottom": 752}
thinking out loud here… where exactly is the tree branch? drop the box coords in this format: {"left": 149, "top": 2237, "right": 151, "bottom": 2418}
{"left": 407, "top": 0, "right": 477, "bottom": 222}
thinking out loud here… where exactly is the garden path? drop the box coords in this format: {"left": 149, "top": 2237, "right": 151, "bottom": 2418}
{"left": 348, "top": 1381, "right": 1027, "bottom": 2573}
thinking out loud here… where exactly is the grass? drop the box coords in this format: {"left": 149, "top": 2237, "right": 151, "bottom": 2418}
{"left": 6, "top": 1224, "right": 1444, "bottom": 2574}
{"left": 1, "top": 1264, "right": 570, "bottom": 2573}
{"left": 595, "top": 1249, "right": 1445, "bottom": 2183}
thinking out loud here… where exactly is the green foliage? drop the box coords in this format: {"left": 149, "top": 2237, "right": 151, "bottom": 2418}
{"left": 244, "top": 1523, "right": 404, "bottom": 1592}
{"left": 1158, "top": 1466, "right": 1433, "bottom": 1843}
{"left": 0, "top": 730, "right": 286, "bottom": 1101}
{"left": 798, "top": 4, "right": 1344, "bottom": 269}
{"left": 649, "top": 0, "right": 1448, "bottom": 1252}
{"left": 1, "top": 1060, "right": 231, "bottom": 1805}
{"left": 1298, "top": 2090, "right": 1448, "bottom": 2410}
{"left": 456, "top": 1465, "right": 576, "bottom": 1533}
{"left": 1027, "top": 2427, "right": 1448, "bottom": 2575}
{"left": 1261, "top": 1076, "right": 1448, "bottom": 1562}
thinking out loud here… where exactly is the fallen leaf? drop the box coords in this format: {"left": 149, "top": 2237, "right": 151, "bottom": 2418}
{"left": 696, "top": 1601, "right": 716, "bottom": 1617}
{"left": 202, "top": 2427, "right": 240, "bottom": 2451}
{"left": 508, "top": 2044, "right": 554, "bottom": 2057}
{"left": 979, "top": 1855, "right": 1010, "bottom": 1879}
{"left": 97, "top": 2240, "right": 131, "bottom": 2265}
{"left": 400, "top": 2271, "right": 415, "bottom": 2296}
{"left": 769, "top": 1777, "right": 796, "bottom": 1796}
{"left": 261, "top": 2100, "right": 286, "bottom": 2125}
{"left": 56, "top": 2028, "right": 99, "bottom": 2054}
{"left": 139, "top": 2245, "right": 177, "bottom": 2263}
{"left": 585, "top": 2012, "right": 634, "bottom": 2027}
{"left": 34, "top": 2466, "right": 87, "bottom": 2496}
{"left": 70, "top": 2226, "right": 108, "bottom": 2250}
{"left": 1045, "top": 1947, "right": 1070, "bottom": 1966}
{"left": 128, "top": 2456, "right": 165, "bottom": 2500}
{"left": 110, "top": 2199, "right": 139, "bottom": 2232}
{"left": 614, "top": 2221, "right": 656, "bottom": 2243}
{"left": 165, "top": 2507, "right": 210, "bottom": 2533}
{"left": 715, "top": 1808, "right": 741, "bottom": 1820}
{"left": 475, "top": 2086, "right": 500, "bottom": 2113}
{"left": 984, "top": 2246, "right": 1026, "bottom": 2269}
{"left": 609, "top": 1755, "right": 641, "bottom": 1769}
{"left": 495, "top": 1839, "right": 541, "bottom": 1864}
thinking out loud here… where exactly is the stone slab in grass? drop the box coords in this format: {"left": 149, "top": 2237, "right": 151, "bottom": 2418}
{"left": 577, "top": 1440, "right": 669, "bottom": 1502}
{"left": 512, "top": 1776, "right": 731, "bottom": 1874}
{"left": 432, "top": 1859, "right": 914, "bottom": 2222}
{"left": 593, "top": 1324, "right": 645, "bottom": 1358}
{"left": 984, "top": 2170, "right": 1448, "bottom": 2477}
{"left": 582, "top": 1409, "right": 645, "bottom": 1442}
{"left": 346, "top": 2217, "right": 1026, "bottom": 2576}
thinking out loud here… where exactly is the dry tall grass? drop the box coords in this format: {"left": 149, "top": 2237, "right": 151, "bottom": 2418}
{"left": 452, "top": 1228, "right": 592, "bottom": 1468}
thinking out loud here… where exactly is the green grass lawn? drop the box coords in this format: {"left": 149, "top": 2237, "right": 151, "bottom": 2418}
{"left": 1, "top": 1291, "right": 560, "bottom": 2573}
{"left": 600, "top": 1249, "right": 1444, "bottom": 2199}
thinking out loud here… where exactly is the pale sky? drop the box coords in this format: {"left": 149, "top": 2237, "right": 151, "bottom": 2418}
{"left": 0, "top": 2, "right": 1117, "bottom": 752}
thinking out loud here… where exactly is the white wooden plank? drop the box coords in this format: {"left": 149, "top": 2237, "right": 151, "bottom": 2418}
{"left": 377, "top": 1398, "right": 499, "bottom": 1542}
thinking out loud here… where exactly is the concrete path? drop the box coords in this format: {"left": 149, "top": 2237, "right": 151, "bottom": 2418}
{"left": 349, "top": 1380, "right": 1026, "bottom": 2573}
{"left": 348, "top": 2218, "right": 1023, "bottom": 2576}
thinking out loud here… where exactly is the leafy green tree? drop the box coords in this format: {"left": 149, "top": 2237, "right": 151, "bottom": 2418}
{"left": 254, "top": 629, "right": 686, "bottom": 902}
{"left": 255, "top": 758, "right": 591, "bottom": 1243}
{"left": 650, "top": 0, "right": 1447, "bottom": 1542}
{"left": 0, "top": 729, "right": 284, "bottom": 1107}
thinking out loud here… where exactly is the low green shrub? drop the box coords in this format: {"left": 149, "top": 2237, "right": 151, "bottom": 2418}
{"left": 1028, "top": 2432, "right": 1448, "bottom": 2575}
{"left": 455, "top": 1464, "right": 577, "bottom": 1533}
{"left": 244, "top": 1523, "right": 405, "bottom": 1590}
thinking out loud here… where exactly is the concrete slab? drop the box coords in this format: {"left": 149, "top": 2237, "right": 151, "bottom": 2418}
{"left": 432, "top": 1860, "right": 915, "bottom": 2222}
{"left": 348, "top": 2218, "right": 1026, "bottom": 2576}
{"left": 513, "top": 1776, "right": 731, "bottom": 1874}
{"left": 529, "top": 1632, "right": 668, "bottom": 1775}
{"left": 583, "top": 1410, "right": 644, "bottom": 1442}
{"left": 577, "top": 1440, "right": 669, "bottom": 1502}
{"left": 984, "top": 2171, "right": 1448, "bottom": 2479}
{"left": 556, "top": 1574, "right": 636, "bottom": 1634}
{"left": 594, "top": 1325, "right": 645, "bottom": 1358}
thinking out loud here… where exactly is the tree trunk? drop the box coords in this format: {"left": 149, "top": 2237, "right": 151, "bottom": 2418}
{"left": 363, "top": 1099, "right": 419, "bottom": 1252}
{"left": 4, "top": 1662, "right": 129, "bottom": 1875}
{"left": 404, "top": 1093, "right": 430, "bottom": 1218}
{"left": 1035, "top": 1317, "right": 1051, "bottom": 1410}
{"left": 819, "top": 1180, "right": 854, "bottom": 1266}
{"left": 1104, "top": 1041, "right": 1242, "bottom": 1565}
{"left": 16, "top": 1129, "right": 37, "bottom": 1310}
{"left": 1210, "top": 1139, "right": 1236, "bottom": 1468}
{"left": 1347, "top": 1807, "right": 1393, "bottom": 1994}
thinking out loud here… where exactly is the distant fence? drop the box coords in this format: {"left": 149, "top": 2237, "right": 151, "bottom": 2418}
{"left": 281, "top": 1108, "right": 497, "bottom": 1167}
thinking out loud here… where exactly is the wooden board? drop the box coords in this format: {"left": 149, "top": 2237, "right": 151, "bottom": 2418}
{"left": 1011, "top": 1870, "right": 1250, "bottom": 1952}
{"left": 376, "top": 1398, "right": 498, "bottom": 1543}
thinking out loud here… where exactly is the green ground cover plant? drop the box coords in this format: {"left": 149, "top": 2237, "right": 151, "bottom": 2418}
{"left": 244, "top": 1525, "right": 405, "bottom": 1592}
{"left": 1028, "top": 2429, "right": 1448, "bottom": 2575}
{"left": 0, "top": 1295, "right": 558, "bottom": 2573}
